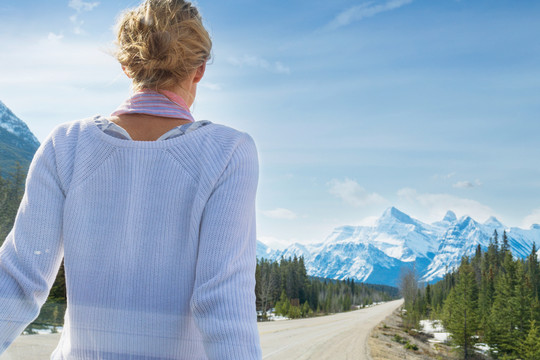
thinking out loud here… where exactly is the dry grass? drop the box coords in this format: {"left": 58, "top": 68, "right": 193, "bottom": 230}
{"left": 368, "top": 308, "right": 457, "bottom": 360}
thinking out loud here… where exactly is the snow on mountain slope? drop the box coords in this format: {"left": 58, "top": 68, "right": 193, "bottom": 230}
{"left": 422, "top": 215, "right": 540, "bottom": 282}
{"left": 372, "top": 207, "right": 441, "bottom": 261}
{"left": 256, "top": 241, "right": 276, "bottom": 260}
{"left": 0, "top": 100, "right": 40, "bottom": 175}
{"left": 423, "top": 216, "right": 490, "bottom": 282}
{"left": 259, "top": 207, "right": 540, "bottom": 286}
{"left": 0, "top": 100, "right": 39, "bottom": 149}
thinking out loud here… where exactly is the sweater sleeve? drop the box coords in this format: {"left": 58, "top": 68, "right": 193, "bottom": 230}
{"left": 0, "top": 136, "right": 65, "bottom": 353}
{"left": 190, "top": 133, "right": 262, "bottom": 359}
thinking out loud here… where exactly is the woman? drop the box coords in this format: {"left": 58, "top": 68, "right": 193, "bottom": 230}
{"left": 0, "top": 0, "right": 262, "bottom": 359}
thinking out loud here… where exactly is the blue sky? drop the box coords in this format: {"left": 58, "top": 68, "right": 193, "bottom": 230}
{"left": 1, "top": 0, "right": 539, "bottom": 248}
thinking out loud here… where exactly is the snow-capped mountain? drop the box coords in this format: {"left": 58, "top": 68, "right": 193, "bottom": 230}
{"left": 0, "top": 100, "right": 40, "bottom": 175}
{"left": 257, "top": 207, "right": 540, "bottom": 286}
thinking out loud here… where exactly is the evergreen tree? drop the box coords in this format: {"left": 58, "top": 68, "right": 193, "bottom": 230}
{"left": 519, "top": 320, "right": 540, "bottom": 360}
{"left": 486, "top": 252, "right": 520, "bottom": 357}
{"left": 442, "top": 260, "right": 479, "bottom": 359}
{"left": 275, "top": 290, "right": 290, "bottom": 316}
{"left": 472, "top": 244, "right": 483, "bottom": 284}
{"left": 301, "top": 301, "right": 311, "bottom": 317}
{"left": 298, "top": 256, "right": 308, "bottom": 303}
{"left": 501, "top": 230, "right": 510, "bottom": 257}
{"left": 425, "top": 284, "right": 432, "bottom": 317}
{"left": 255, "top": 261, "right": 262, "bottom": 308}
{"left": 270, "top": 261, "right": 281, "bottom": 304}
{"left": 488, "top": 230, "right": 500, "bottom": 271}
{"left": 528, "top": 242, "right": 539, "bottom": 300}
{"left": 479, "top": 260, "right": 495, "bottom": 331}
{"left": 515, "top": 260, "right": 532, "bottom": 335}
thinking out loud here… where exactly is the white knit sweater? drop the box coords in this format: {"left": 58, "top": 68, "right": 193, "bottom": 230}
{"left": 0, "top": 116, "right": 262, "bottom": 359}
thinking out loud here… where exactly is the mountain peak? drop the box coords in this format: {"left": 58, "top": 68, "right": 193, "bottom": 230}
{"left": 483, "top": 216, "right": 504, "bottom": 228}
{"left": 381, "top": 207, "right": 415, "bottom": 224}
{"left": 442, "top": 210, "right": 457, "bottom": 223}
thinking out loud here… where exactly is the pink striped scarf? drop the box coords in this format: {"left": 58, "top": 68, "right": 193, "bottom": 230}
{"left": 111, "top": 89, "right": 194, "bottom": 122}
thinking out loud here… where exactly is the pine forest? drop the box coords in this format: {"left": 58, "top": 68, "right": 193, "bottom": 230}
{"left": 401, "top": 230, "right": 540, "bottom": 359}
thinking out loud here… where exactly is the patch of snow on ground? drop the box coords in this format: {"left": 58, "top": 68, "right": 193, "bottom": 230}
{"left": 23, "top": 326, "right": 63, "bottom": 335}
{"left": 364, "top": 301, "right": 385, "bottom": 308}
{"left": 258, "top": 309, "right": 288, "bottom": 321}
{"left": 268, "top": 313, "right": 288, "bottom": 321}
{"left": 474, "top": 343, "right": 491, "bottom": 354}
{"left": 420, "top": 319, "right": 450, "bottom": 343}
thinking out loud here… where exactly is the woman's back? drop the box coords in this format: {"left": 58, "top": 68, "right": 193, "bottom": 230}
{"left": 0, "top": 116, "right": 261, "bottom": 359}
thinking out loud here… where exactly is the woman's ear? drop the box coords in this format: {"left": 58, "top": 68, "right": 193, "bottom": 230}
{"left": 193, "top": 62, "right": 206, "bottom": 84}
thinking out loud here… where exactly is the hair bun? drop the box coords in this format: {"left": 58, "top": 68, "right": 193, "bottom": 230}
{"left": 146, "top": 31, "right": 172, "bottom": 63}
{"left": 115, "top": 0, "right": 212, "bottom": 90}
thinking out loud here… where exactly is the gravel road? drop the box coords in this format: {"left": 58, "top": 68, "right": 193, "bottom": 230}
{"left": 259, "top": 299, "right": 404, "bottom": 360}
{"left": 1, "top": 299, "right": 403, "bottom": 360}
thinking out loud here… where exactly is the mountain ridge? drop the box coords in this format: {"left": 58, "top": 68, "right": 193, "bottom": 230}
{"left": 257, "top": 207, "right": 540, "bottom": 286}
{"left": 0, "top": 100, "right": 40, "bottom": 176}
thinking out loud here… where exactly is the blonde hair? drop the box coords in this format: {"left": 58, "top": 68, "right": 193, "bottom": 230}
{"left": 114, "top": 0, "right": 212, "bottom": 91}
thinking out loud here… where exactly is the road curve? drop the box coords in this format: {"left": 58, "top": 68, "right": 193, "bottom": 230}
{"left": 258, "top": 299, "right": 404, "bottom": 360}
{"left": 0, "top": 299, "right": 403, "bottom": 360}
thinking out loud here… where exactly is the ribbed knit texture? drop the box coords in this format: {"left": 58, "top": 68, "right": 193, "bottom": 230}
{"left": 0, "top": 116, "right": 262, "bottom": 359}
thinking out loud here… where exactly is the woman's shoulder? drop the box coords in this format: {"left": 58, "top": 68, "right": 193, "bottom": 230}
{"left": 202, "top": 122, "right": 257, "bottom": 153}
{"left": 44, "top": 116, "right": 98, "bottom": 144}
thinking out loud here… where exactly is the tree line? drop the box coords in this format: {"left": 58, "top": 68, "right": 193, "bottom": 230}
{"left": 401, "top": 230, "right": 540, "bottom": 359}
{"left": 257, "top": 256, "right": 399, "bottom": 320}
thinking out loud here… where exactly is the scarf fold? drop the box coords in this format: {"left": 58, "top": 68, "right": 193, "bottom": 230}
{"left": 111, "top": 89, "right": 194, "bottom": 122}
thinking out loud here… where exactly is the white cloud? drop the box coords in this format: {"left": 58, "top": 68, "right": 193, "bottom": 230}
{"left": 68, "top": 0, "right": 100, "bottom": 35}
{"left": 70, "top": 15, "right": 84, "bottom": 35}
{"left": 328, "top": 178, "right": 385, "bottom": 207}
{"left": 258, "top": 236, "right": 294, "bottom": 250}
{"left": 68, "top": 0, "right": 99, "bottom": 12}
{"left": 47, "top": 32, "right": 64, "bottom": 42}
{"left": 261, "top": 208, "right": 298, "bottom": 220}
{"left": 453, "top": 181, "right": 474, "bottom": 189}
{"left": 326, "top": 0, "right": 413, "bottom": 30}
{"left": 397, "top": 187, "right": 495, "bottom": 223}
{"left": 227, "top": 55, "right": 291, "bottom": 74}
{"left": 0, "top": 36, "right": 116, "bottom": 86}
{"left": 452, "top": 179, "right": 482, "bottom": 189}
{"left": 522, "top": 209, "right": 540, "bottom": 229}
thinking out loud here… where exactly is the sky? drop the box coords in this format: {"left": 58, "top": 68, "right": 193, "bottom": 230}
{"left": 1, "top": 0, "right": 539, "bottom": 249}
